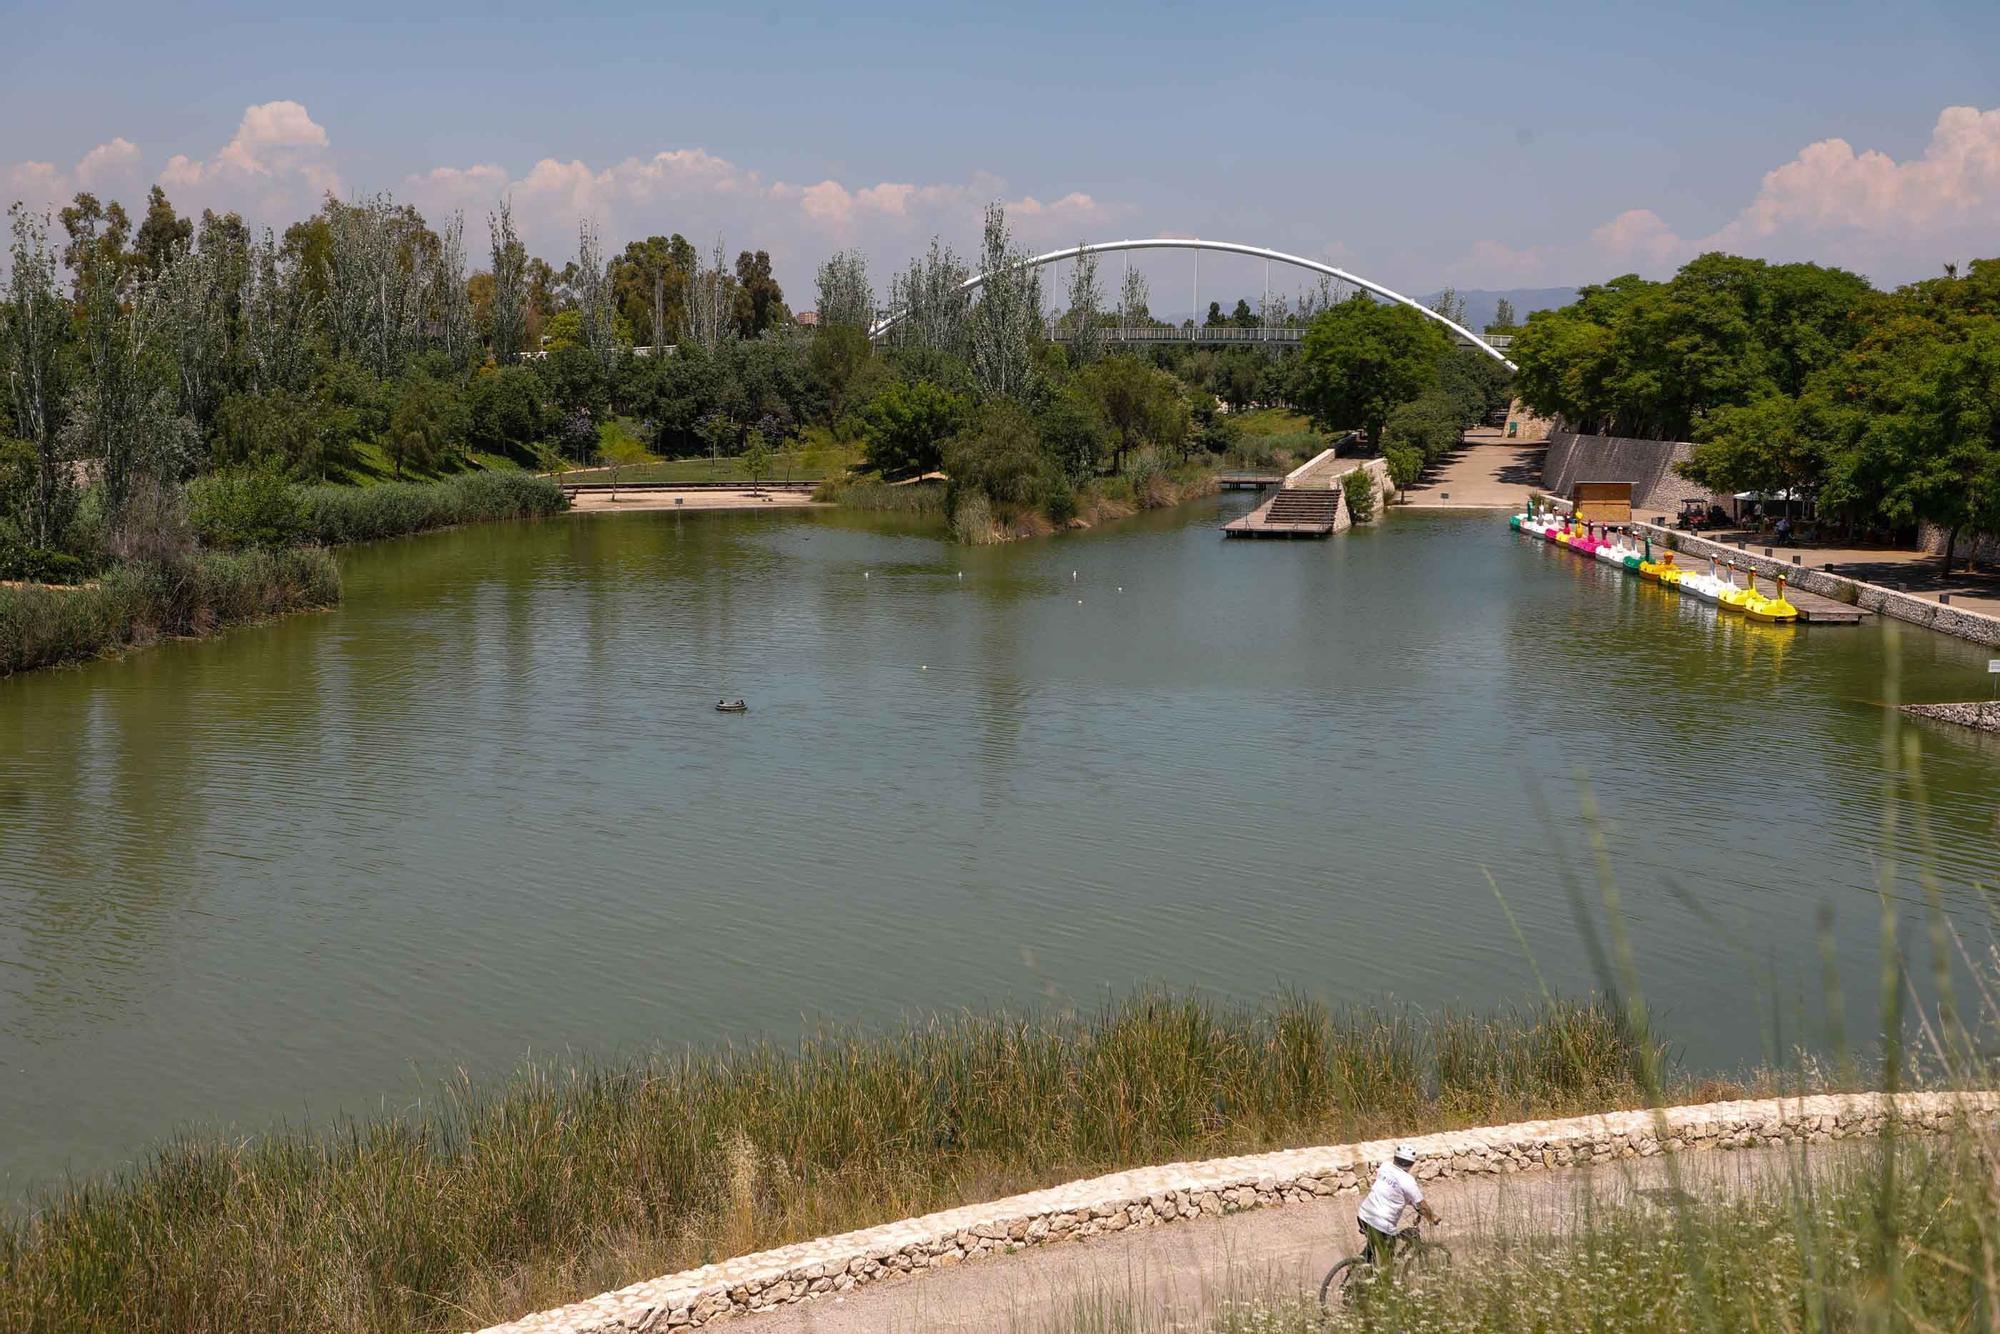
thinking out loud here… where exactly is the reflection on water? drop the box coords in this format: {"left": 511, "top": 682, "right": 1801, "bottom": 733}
{"left": 1, "top": 501, "right": 1995, "bottom": 1193}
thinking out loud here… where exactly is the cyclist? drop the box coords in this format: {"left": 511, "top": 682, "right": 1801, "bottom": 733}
{"left": 1356, "top": 1144, "right": 1440, "bottom": 1266}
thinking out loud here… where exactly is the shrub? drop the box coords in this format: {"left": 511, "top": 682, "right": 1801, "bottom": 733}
{"left": 1383, "top": 442, "right": 1425, "bottom": 492}
{"left": 0, "top": 547, "right": 339, "bottom": 677}
{"left": 1342, "top": 466, "right": 1377, "bottom": 523}
{"left": 187, "top": 471, "right": 309, "bottom": 550}
{"left": 297, "top": 473, "right": 567, "bottom": 545}
{"left": 0, "top": 545, "right": 87, "bottom": 584}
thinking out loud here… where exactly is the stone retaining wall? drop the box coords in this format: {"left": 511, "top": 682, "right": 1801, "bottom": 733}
{"left": 1543, "top": 430, "right": 1715, "bottom": 513}
{"left": 1632, "top": 522, "right": 2000, "bottom": 647}
{"left": 478, "top": 1091, "right": 2000, "bottom": 1334}
{"left": 1904, "top": 701, "right": 2000, "bottom": 736}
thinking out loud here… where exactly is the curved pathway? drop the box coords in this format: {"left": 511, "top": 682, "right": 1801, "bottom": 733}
{"left": 477, "top": 1092, "right": 1999, "bottom": 1334}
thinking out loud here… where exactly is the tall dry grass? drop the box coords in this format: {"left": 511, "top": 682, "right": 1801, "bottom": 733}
{"left": 0, "top": 994, "right": 1657, "bottom": 1333}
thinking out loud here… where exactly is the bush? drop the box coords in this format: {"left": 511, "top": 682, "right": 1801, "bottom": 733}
{"left": 467, "top": 365, "right": 549, "bottom": 456}
{"left": 0, "top": 547, "right": 339, "bottom": 677}
{"left": 297, "top": 473, "right": 567, "bottom": 545}
{"left": 1383, "top": 442, "right": 1425, "bottom": 492}
{"left": 1342, "top": 466, "right": 1377, "bottom": 523}
{"left": 0, "top": 545, "right": 87, "bottom": 584}
{"left": 187, "top": 471, "right": 309, "bottom": 550}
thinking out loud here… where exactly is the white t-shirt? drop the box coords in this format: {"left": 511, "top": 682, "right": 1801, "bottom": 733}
{"left": 1357, "top": 1160, "right": 1424, "bottom": 1233}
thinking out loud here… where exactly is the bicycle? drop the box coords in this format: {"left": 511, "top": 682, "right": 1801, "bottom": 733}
{"left": 1317, "top": 1222, "right": 1451, "bottom": 1313}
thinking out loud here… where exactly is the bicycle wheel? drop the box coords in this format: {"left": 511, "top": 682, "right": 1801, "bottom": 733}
{"left": 1406, "top": 1238, "right": 1453, "bottom": 1274}
{"left": 1317, "top": 1256, "right": 1366, "bottom": 1313}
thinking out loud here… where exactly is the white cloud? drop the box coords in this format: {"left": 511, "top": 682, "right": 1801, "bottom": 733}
{"left": 1447, "top": 105, "right": 2000, "bottom": 288}
{"left": 159, "top": 99, "right": 340, "bottom": 218}
{"left": 2, "top": 136, "right": 144, "bottom": 216}
{"left": 402, "top": 147, "right": 1112, "bottom": 292}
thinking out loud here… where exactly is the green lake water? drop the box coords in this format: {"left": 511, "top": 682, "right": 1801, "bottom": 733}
{"left": 2, "top": 497, "right": 1996, "bottom": 1194}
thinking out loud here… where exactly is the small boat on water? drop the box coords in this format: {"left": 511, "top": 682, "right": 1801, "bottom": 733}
{"left": 1637, "top": 537, "right": 1674, "bottom": 582}
{"left": 1742, "top": 569, "right": 1800, "bottom": 623}
{"left": 1595, "top": 528, "right": 1645, "bottom": 570}
{"left": 716, "top": 699, "right": 748, "bottom": 713}
{"left": 1679, "top": 556, "right": 1729, "bottom": 604}
{"left": 1716, "top": 563, "right": 1757, "bottom": 614}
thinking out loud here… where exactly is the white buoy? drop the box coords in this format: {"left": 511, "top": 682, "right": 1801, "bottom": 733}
{"left": 1077, "top": 598, "right": 1083, "bottom": 604}
{"left": 957, "top": 572, "right": 963, "bottom": 579}
{"left": 863, "top": 571, "right": 870, "bottom": 579}
{"left": 1072, "top": 570, "right": 1078, "bottom": 581}
{"left": 921, "top": 665, "right": 927, "bottom": 670}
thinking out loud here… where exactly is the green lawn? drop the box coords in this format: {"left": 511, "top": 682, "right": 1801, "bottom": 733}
{"left": 327, "top": 441, "right": 529, "bottom": 486}
{"left": 1230, "top": 407, "right": 1317, "bottom": 438}
{"left": 552, "top": 448, "right": 858, "bottom": 486}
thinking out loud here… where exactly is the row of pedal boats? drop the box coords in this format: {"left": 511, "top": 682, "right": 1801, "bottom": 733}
{"left": 1509, "top": 505, "right": 1802, "bottom": 623}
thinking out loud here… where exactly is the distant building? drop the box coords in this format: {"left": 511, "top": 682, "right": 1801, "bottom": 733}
{"left": 794, "top": 310, "right": 819, "bottom": 327}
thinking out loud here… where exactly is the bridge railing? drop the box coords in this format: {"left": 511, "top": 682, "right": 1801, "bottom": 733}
{"left": 1041, "top": 323, "right": 1511, "bottom": 350}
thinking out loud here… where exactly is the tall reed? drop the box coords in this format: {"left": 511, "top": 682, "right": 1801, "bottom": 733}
{"left": 298, "top": 472, "right": 568, "bottom": 545}
{"left": 0, "top": 546, "right": 339, "bottom": 676}
{"left": 0, "top": 994, "right": 1652, "bottom": 1333}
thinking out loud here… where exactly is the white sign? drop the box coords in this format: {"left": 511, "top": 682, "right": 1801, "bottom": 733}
{"left": 1990, "top": 659, "right": 2000, "bottom": 673}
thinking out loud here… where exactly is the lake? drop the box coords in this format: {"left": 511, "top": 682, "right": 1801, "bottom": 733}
{"left": 2, "top": 496, "right": 1995, "bottom": 1194}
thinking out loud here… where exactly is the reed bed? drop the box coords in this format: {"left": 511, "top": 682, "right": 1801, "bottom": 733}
{"left": 0, "top": 546, "right": 339, "bottom": 676}
{"left": 815, "top": 476, "right": 949, "bottom": 516}
{"left": 0, "top": 994, "right": 1656, "bottom": 1333}
{"left": 298, "top": 472, "right": 568, "bottom": 545}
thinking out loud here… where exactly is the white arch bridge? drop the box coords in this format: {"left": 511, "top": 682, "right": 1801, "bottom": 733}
{"left": 867, "top": 238, "right": 1516, "bottom": 371}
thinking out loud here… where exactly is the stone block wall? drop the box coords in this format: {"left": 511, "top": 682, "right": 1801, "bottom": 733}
{"left": 1635, "top": 522, "right": 2000, "bottom": 648}
{"left": 477, "top": 1091, "right": 2000, "bottom": 1334}
{"left": 1543, "top": 430, "right": 1717, "bottom": 514}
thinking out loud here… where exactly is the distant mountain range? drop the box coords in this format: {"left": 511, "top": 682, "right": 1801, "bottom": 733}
{"left": 1418, "top": 287, "right": 1578, "bottom": 333}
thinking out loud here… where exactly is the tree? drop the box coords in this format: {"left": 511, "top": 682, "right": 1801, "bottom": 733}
{"left": 3, "top": 206, "right": 75, "bottom": 549}
{"left": 1342, "top": 465, "right": 1376, "bottom": 521}
{"left": 384, "top": 376, "right": 466, "bottom": 477}
{"left": 860, "top": 379, "right": 970, "bottom": 477}
{"left": 601, "top": 424, "right": 651, "bottom": 500}
{"left": 1230, "top": 298, "right": 1256, "bottom": 328}
{"left": 1065, "top": 244, "right": 1104, "bottom": 367}
{"left": 488, "top": 200, "right": 527, "bottom": 365}
{"left": 468, "top": 365, "right": 548, "bottom": 455}
{"left": 574, "top": 220, "right": 617, "bottom": 374}
{"left": 890, "top": 237, "right": 971, "bottom": 355}
{"left": 968, "top": 203, "right": 1040, "bottom": 402}
{"left": 58, "top": 192, "right": 133, "bottom": 300}
{"left": 741, "top": 432, "right": 773, "bottom": 492}
{"left": 1295, "top": 293, "right": 1451, "bottom": 445}
{"left": 687, "top": 238, "right": 736, "bottom": 350}
{"left": 133, "top": 186, "right": 193, "bottom": 279}
{"left": 815, "top": 250, "right": 874, "bottom": 332}
{"left": 1079, "top": 356, "right": 1187, "bottom": 471}
{"left": 1487, "top": 297, "right": 1517, "bottom": 333}
{"left": 1037, "top": 390, "right": 1106, "bottom": 484}
{"left": 1205, "top": 301, "right": 1224, "bottom": 328}
{"left": 435, "top": 212, "right": 478, "bottom": 372}
{"left": 1380, "top": 391, "right": 1462, "bottom": 485}
{"left": 732, "top": 249, "right": 786, "bottom": 337}
{"left": 1429, "top": 286, "right": 1467, "bottom": 328}
{"left": 944, "top": 399, "right": 1053, "bottom": 509}
{"left": 1119, "top": 264, "right": 1150, "bottom": 329}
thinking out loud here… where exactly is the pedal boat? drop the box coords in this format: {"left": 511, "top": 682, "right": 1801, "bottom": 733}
{"left": 1742, "top": 570, "right": 1799, "bottom": 623}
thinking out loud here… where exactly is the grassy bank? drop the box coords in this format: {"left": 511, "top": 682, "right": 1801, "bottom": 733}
{"left": 0, "top": 547, "right": 340, "bottom": 677}
{"left": 295, "top": 471, "right": 568, "bottom": 544}
{"left": 1062, "top": 1134, "right": 1996, "bottom": 1333}
{"left": 0, "top": 993, "right": 1663, "bottom": 1333}
{"left": 813, "top": 475, "right": 949, "bottom": 516}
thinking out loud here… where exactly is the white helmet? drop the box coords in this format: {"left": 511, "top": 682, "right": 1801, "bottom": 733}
{"left": 1393, "top": 1144, "right": 1418, "bottom": 1165}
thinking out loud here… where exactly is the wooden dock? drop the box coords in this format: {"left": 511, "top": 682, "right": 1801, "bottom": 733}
{"left": 1223, "top": 488, "right": 1341, "bottom": 538}
{"left": 1216, "top": 471, "right": 1284, "bottom": 490}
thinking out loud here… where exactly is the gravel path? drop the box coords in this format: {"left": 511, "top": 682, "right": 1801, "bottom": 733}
{"left": 737, "top": 1143, "right": 1846, "bottom": 1334}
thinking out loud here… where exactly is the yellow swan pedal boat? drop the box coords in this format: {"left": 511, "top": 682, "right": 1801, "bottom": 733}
{"left": 1717, "top": 563, "right": 1759, "bottom": 614}
{"left": 1744, "top": 571, "right": 1800, "bottom": 623}
{"left": 1637, "top": 537, "right": 1673, "bottom": 582}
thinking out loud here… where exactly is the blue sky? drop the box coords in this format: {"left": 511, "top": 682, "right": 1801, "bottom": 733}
{"left": 5, "top": 0, "right": 1998, "bottom": 309}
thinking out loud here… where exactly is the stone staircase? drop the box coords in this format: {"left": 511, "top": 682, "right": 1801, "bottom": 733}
{"left": 1221, "top": 484, "right": 1344, "bottom": 538}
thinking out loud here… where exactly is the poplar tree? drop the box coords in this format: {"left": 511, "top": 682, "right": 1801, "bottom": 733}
{"left": 968, "top": 203, "right": 1039, "bottom": 401}
{"left": 815, "top": 250, "right": 874, "bottom": 331}
{"left": 3, "top": 206, "right": 74, "bottom": 549}
{"left": 1065, "top": 243, "right": 1103, "bottom": 366}
{"left": 487, "top": 200, "right": 526, "bottom": 365}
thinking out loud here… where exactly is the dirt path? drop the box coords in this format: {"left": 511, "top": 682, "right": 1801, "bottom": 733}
{"left": 739, "top": 1144, "right": 1844, "bottom": 1333}
{"left": 565, "top": 489, "right": 825, "bottom": 514}
{"left": 1397, "top": 441, "right": 1543, "bottom": 510}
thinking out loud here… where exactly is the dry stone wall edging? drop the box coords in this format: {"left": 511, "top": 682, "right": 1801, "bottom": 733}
{"left": 475, "top": 1090, "right": 2000, "bottom": 1334}
{"left": 1627, "top": 522, "right": 2000, "bottom": 648}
